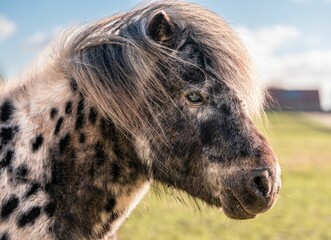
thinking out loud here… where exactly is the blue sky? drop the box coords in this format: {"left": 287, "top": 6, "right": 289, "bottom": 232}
{"left": 1, "top": 0, "right": 331, "bottom": 92}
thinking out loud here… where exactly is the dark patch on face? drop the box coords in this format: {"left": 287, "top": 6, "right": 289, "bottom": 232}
{"left": 253, "top": 148, "right": 262, "bottom": 159}
{"left": 79, "top": 132, "right": 86, "bottom": 144}
{"left": 239, "top": 143, "right": 251, "bottom": 158}
{"left": 75, "top": 98, "right": 85, "bottom": 130}
{"left": 70, "top": 78, "right": 78, "bottom": 92}
{"left": 65, "top": 101, "right": 73, "bottom": 114}
{"left": 104, "top": 198, "right": 116, "bottom": 212}
{"left": 54, "top": 117, "right": 64, "bottom": 135}
{"left": 207, "top": 154, "right": 225, "bottom": 162}
{"left": 231, "top": 139, "right": 252, "bottom": 159}
{"left": 220, "top": 104, "right": 231, "bottom": 116}
{"left": 44, "top": 202, "right": 56, "bottom": 217}
{"left": 1, "top": 195, "right": 19, "bottom": 219}
{"left": 0, "top": 127, "right": 15, "bottom": 145}
{"left": 0, "top": 150, "right": 14, "bottom": 169}
{"left": 15, "top": 164, "right": 28, "bottom": 182}
{"left": 180, "top": 65, "right": 205, "bottom": 85}
{"left": 50, "top": 108, "right": 58, "bottom": 120}
{"left": 32, "top": 134, "right": 44, "bottom": 152}
{"left": 25, "top": 183, "right": 40, "bottom": 198}
{"left": 200, "top": 119, "right": 219, "bottom": 145}
{"left": 177, "top": 39, "right": 207, "bottom": 84}
{"left": 218, "top": 121, "right": 236, "bottom": 142}
{"left": 0, "top": 232, "right": 9, "bottom": 240}
{"left": 209, "top": 83, "right": 230, "bottom": 97}
{"left": 17, "top": 206, "right": 41, "bottom": 228}
{"left": 88, "top": 107, "right": 98, "bottom": 124}
{"left": 209, "top": 110, "right": 257, "bottom": 160}
{"left": 59, "top": 133, "right": 71, "bottom": 154}
{"left": 110, "top": 162, "right": 121, "bottom": 181}
{"left": 94, "top": 142, "right": 107, "bottom": 166}
{"left": 0, "top": 101, "right": 14, "bottom": 122}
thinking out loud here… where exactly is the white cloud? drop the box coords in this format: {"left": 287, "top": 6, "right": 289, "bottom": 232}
{"left": 271, "top": 50, "right": 331, "bottom": 88}
{"left": 236, "top": 25, "right": 300, "bottom": 55}
{"left": 235, "top": 25, "right": 331, "bottom": 90}
{"left": 22, "top": 27, "right": 61, "bottom": 52}
{"left": 0, "top": 15, "right": 16, "bottom": 42}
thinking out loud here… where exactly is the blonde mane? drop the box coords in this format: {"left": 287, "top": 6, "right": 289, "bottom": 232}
{"left": 13, "top": 0, "right": 264, "bottom": 137}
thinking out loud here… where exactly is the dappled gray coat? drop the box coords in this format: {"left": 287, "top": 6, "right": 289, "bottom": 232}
{"left": 0, "top": 1, "right": 281, "bottom": 239}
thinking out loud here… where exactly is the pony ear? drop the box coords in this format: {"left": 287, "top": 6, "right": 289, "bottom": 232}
{"left": 148, "top": 11, "right": 175, "bottom": 45}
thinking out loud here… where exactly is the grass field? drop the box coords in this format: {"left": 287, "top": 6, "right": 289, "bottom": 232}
{"left": 118, "top": 112, "right": 331, "bottom": 240}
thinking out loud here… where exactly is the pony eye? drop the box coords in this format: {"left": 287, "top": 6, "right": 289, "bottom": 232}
{"left": 185, "top": 92, "right": 204, "bottom": 105}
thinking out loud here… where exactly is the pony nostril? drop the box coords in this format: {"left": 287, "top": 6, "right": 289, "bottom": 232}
{"left": 252, "top": 174, "right": 270, "bottom": 198}
{"left": 252, "top": 176, "right": 268, "bottom": 197}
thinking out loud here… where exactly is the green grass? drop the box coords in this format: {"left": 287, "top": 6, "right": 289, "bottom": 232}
{"left": 118, "top": 112, "right": 331, "bottom": 240}
{"left": 265, "top": 112, "right": 331, "bottom": 170}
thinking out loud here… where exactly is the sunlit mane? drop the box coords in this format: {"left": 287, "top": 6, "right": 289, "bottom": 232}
{"left": 12, "top": 0, "right": 263, "bottom": 138}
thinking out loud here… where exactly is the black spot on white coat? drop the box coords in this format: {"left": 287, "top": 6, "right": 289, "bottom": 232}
{"left": 44, "top": 202, "right": 56, "bottom": 218}
{"left": 0, "top": 232, "right": 9, "bottom": 240}
{"left": 0, "top": 150, "right": 14, "bottom": 169}
{"left": 25, "top": 183, "right": 40, "bottom": 198}
{"left": 59, "top": 133, "right": 71, "bottom": 154}
{"left": 17, "top": 206, "right": 41, "bottom": 227}
{"left": 1, "top": 195, "right": 19, "bottom": 219}
{"left": 14, "top": 164, "right": 28, "bottom": 182}
{"left": 65, "top": 101, "right": 73, "bottom": 114}
{"left": 0, "top": 101, "right": 14, "bottom": 122}
{"left": 0, "top": 127, "right": 16, "bottom": 145}
{"left": 32, "top": 134, "right": 44, "bottom": 152}
{"left": 50, "top": 108, "right": 58, "bottom": 120}
{"left": 75, "top": 98, "right": 85, "bottom": 130}
{"left": 54, "top": 117, "right": 64, "bottom": 135}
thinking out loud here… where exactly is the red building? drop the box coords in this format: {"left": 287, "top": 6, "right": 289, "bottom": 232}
{"left": 267, "top": 88, "right": 321, "bottom": 112}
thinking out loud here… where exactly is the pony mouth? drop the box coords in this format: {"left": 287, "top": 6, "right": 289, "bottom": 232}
{"left": 221, "top": 189, "right": 256, "bottom": 220}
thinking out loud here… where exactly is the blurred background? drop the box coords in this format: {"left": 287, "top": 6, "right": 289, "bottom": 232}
{"left": 1, "top": 1, "right": 330, "bottom": 239}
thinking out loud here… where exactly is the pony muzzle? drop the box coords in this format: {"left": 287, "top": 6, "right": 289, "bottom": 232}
{"left": 221, "top": 165, "right": 281, "bottom": 219}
